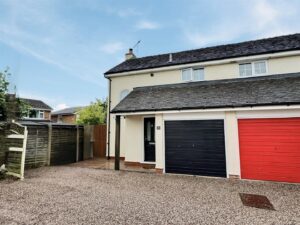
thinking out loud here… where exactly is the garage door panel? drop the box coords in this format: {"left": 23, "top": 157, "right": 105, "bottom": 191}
{"left": 167, "top": 154, "right": 226, "bottom": 161}
{"left": 165, "top": 120, "right": 226, "bottom": 177}
{"left": 239, "top": 118, "right": 300, "bottom": 183}
{"left": 167, "top": 167, "right": 226, "bottom": 177}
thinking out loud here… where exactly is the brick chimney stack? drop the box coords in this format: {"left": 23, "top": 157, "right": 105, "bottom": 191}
{"left": 125, "top": 48, "right": 136, "bottom": 60}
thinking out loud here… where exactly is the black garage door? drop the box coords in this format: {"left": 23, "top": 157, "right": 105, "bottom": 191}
{"left": 165, "top": 120, "right": 226, "bottom": 177}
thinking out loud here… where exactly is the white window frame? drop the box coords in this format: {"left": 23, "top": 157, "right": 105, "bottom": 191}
{"left": 239, "top": 60, "right": 268, "bottom": 78}
{"left": 23, "top": 109, "right": 45, "bottom": 120}
{"left": 38, "top": 111, "right": 44, "bottom": 119}
{"left": 181, "top": 67, "right": 204, "bottom": 82}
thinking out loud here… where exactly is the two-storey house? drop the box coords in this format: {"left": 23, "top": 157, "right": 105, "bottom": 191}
{"left": 21, "top": 98, "right": 52, "bottom": 121}
{"left": 105, "top": 33, "right": 300, "bottom": 183}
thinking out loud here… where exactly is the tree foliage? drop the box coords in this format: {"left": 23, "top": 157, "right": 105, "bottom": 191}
{"left": 0, "top": 69, "right": 10, "bottom": 120}
{"left": 0, "top": 68, "right": 30, "bottom": 121}
{"left": 76, "top": 99, "right": 107, "bottom": 125}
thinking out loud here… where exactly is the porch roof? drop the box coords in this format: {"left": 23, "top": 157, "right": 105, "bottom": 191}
{"left": 111, "top": 73, "right": 300, "bottom": 114}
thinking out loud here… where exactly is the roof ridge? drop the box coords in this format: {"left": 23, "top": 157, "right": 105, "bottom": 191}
{"left": 131, "top": 33, "right": 300, "bottom": 61}
{"left": 105, "top": 33, "right": 300, "bottom": 75}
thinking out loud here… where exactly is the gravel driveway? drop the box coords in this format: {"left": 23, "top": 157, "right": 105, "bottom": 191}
{"left": 0, "top": 166, "right": 299, "bottom": 225}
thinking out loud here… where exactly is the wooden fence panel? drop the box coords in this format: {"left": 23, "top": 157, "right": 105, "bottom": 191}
{"left": 83, "top": 125, "right": 93, "bottom": 159}
{"left": 50, "top": 126, "right": 77, "bottom": 165}
{"left": 93, "top": 125, "right": 107, "bottom": 158}
{"left": 1, "top": 122, "right": 85, "bottom": 178}
{"left": 5, "top": 122, "right": 28, "bottom": 180}
{"left": 78, "top": 127, "right": 84, "bottom": 161}
{"left": 25, "top": 125, "right": 49, "bottom": 168}
{"left": 0, "top": 126, "right": 7, "bottom": 165}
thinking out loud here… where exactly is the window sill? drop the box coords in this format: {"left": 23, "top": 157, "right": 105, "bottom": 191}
{"left": 181, "top": 80, "right": 204, "bottom": 83}
{"left": 239, "top": 73, "right": 268, "bottom": 78}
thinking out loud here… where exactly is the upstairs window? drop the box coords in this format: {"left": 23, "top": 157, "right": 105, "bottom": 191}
{"left": 182, "top": 68, "right": 204, "bottom": 82}
{"left": 39, "top": 111, "right": 44, "bottom": 119}
{"left": 254, "top": 61, "right": 267, "bottom": 74}
{"left": 25, "top": 110, "right": 45, "bottom": 119}
{"left": 239, "top": 61, "right": 267, "bottom": 77}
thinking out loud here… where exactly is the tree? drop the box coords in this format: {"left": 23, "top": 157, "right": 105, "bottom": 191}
{"left": 0, "top": 69, "right": 10, "bottom": 120}
{"left": 0, "top": 68, "right": 30, "bottom": 121}
{"left": 76, "top": 99, "right": 107, "bottom": 125}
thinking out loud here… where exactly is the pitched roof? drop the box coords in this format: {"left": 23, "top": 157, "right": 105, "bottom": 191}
{"left": 111, "top": 73, "right": 300, "bottom": 113}
{"left": 52, "top": 106, "right": 84, "bottom": 115}
{"left": 21, "top": 98, "right": 52, "bottom": 110}
{"left": 105, "top": 33, "right": 300, "bottom": 75}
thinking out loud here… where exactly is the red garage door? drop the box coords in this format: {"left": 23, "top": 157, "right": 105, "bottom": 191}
{"left": 238, "top": 118, "right": 300, "bottom": 183}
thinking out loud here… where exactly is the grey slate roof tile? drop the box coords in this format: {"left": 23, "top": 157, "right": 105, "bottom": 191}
{"left": 111, "top": 73, "right": 300, "bottom": 113}
{"left": 21, "top": 98, "right": 52, "bottom": 110}
{"left": 52, "top": 106, "right": 84, "bottom": 115}
{"left": 105, "top": 33, "right": 300, "bottom": 75}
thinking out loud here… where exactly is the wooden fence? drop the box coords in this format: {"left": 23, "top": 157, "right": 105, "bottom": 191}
{"left": 0, "top": 122, "right": 28, "bottom": 179}
{"left": 93, "top": 125, "right": 107, "bottom": 158}
{"left": 0, "top": 122, "right": 84, "bottom": 168}
{"left": 0, "top": 123, "right": 106, "bottom": 170}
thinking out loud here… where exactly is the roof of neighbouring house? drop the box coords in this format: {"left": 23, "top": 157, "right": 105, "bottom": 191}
{"left": 20, "top": 98, "right": 52, "bottom": 110}
{"left": 52, "top": 106, "right": 84, "bottom": 116}
{"left": 111, "top": 73, "right": 300, "bottom": 113}
{"left": 105, "top": 33, "right": 300, "bottom": 75}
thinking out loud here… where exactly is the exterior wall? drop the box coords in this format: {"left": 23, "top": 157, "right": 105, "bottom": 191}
{"left": 52, "top": 115, "right": 58, "bottom": 122}
{"left": 51, "top": 114, "right": 77, "bottom": 124}
{"left": 123, "top": 116, "right": 143, "bottom": 162}
{"left": 155, "top": 114, "right": 164, "bottom": 169}
{"left": 61, "top": 115, "right": 76, "bottom": 124}
{"left": 110, "top": 70, "right": 182, "bottom": 108}
{"left": 268, "top": 55, "right": 300, "bottom": 75}
{"left": 205, "top": 62, "right": 237, "bottom": 80}
{"left": 224, "top": 112, "right": 240, "bottom": 177}
{"left": 44, "top": 111, "right": 51, "bottom": 120}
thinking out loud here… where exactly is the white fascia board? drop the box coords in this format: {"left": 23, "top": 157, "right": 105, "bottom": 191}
{"left": 105, "top": 50, "right": 300, "bottom": 78}
{"left": 114, "top": 104, "right": 300, "bottom": 116}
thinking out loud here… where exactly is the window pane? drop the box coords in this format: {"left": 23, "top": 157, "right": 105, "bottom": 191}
{"left": 182, "top": 69, "right": 192, "bottom": 81}
{"left": 254, "top": 61, "right": 266, "bottom": 75}
{"left": 239, "top": 63, "right": 252, "bottom": 77}
{"left": 29, "top": 110, "right": 37, "bottom": 118}
{"left": 193, "top": 68, "right": 204, "bottom": 81}
{"left": 39, "top": 111, "right": 44, "bottom": 119}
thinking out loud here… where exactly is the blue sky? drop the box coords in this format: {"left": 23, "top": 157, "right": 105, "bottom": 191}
{"left": 0, "top": 0, "right": 300, "bottom": 110}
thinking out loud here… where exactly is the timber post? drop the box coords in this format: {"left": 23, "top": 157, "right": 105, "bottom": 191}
{"left": 114, "top": 115, "right": 120, "bottom": 170}
{"left": 47, "top": 124, "right": 52, "bottom": 166}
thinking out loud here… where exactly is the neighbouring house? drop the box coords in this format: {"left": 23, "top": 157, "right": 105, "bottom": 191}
{"left": 105, "top": 33, "right": 300, "bottom": 183}
{"left": 21, "top": 98, "right": 52, "bottom": 121}
{"left": 51, "top": 107, "right": 83, "bottom": 124}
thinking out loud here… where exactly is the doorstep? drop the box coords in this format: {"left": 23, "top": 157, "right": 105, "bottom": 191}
{"left": 124, "top": 161, "right": 156, "bottom": 169}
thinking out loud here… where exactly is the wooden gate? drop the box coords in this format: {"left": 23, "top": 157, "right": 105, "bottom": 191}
{"left": 93, "top": 125, "right": 107, "bottom": 158}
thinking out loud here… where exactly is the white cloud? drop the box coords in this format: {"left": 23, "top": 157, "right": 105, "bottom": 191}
{"left": 54, "top": 103, "right": 69, "bottom": 111}
{"left": 252, "top": 0, "right": 279, "bottom": 29}
{"left": 0, "top": 0, "right": 105, "bottom": 87}
{"left": 76, "top": 1, "right": 142, "bottom": 18}
{"left": 100, "top": 42, "right": 125, "bottom": 54}
{"left": 185, "top": 30, "right": 238, "bottom": 47}
{"left": 183, "top": 0, "right": 300, "bottom": 47}
{"left": 136, "top": 20, "right": 160, "bottom": 30}
{"left": 115, "top": 8, "right": 142, "bottom": 18}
